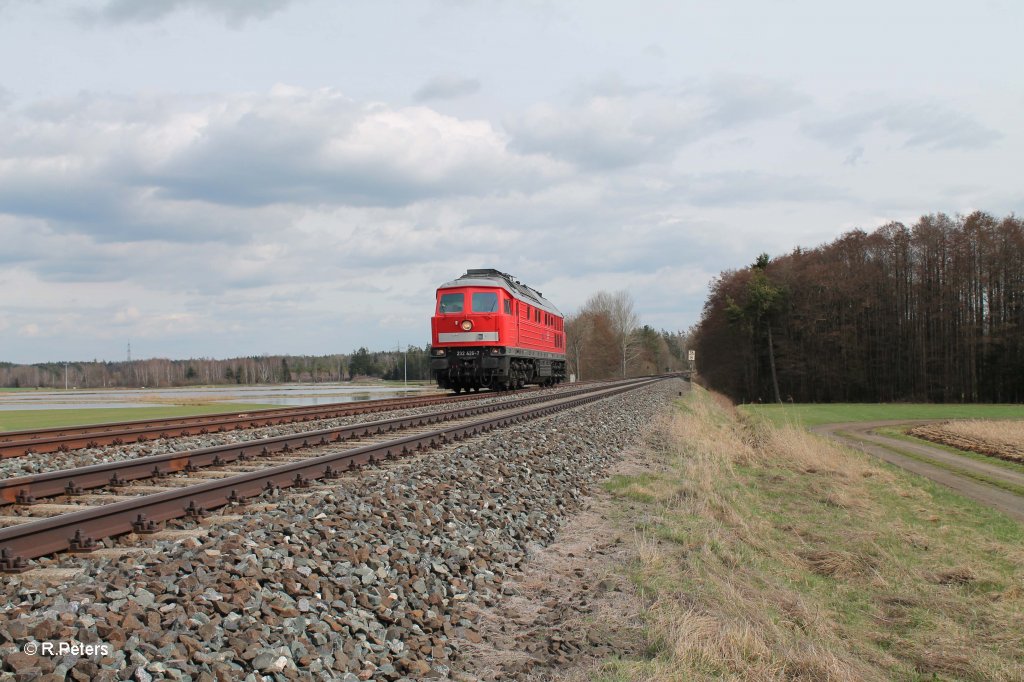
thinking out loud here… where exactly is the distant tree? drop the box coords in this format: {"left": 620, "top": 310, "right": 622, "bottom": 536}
{"left": 583, "top": 290, "right": 641, "bottom": 377}
{"left": 565, "top": 312, "right": 592, "bottom": 380}
{"left": 348, "top": 347, "right": 379, "bottom": 377}
{"left": 726, "top": 254, "right": 784, "bottom": 404}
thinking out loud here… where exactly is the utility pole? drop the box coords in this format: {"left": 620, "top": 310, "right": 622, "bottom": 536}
{"left": 404, "top": 345, "right": 408, "bottom": 387}
{"left": 65, "top": 362, "right": 68, "bottom": 391}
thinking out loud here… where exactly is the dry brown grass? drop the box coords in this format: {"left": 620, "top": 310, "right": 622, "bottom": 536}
{"left": 601, "top": 387, "right": 1024, "bottom": 682}
{"left": 911, "top": 419, "right": 1024, "bottom": 462}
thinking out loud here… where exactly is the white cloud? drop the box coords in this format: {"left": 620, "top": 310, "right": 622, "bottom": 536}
{"left": 0, "top": 88, "right": 570, "bottom": 248}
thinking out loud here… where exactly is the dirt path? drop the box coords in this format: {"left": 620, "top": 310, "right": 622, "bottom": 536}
{"left": 814, "top": 420, "right": 1024, "bottom": 523}
{"left": 452, "top": 443, "right": 657, "bottom": 681}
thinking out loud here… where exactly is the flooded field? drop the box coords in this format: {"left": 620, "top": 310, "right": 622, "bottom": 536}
{"left": 0, "top": 383, "right": 439, "bottom": 411}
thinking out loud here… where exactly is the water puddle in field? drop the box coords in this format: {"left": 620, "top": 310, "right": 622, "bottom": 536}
{"left": 0, "top": 384, "right": 438, "bottom": 411}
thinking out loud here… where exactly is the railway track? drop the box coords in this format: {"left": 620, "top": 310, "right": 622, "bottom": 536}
{"left": 0, "top": 386, "right": 553, "bottom": 458}
{"left": 0, "top": 377, "right": 661, "bottom": 571}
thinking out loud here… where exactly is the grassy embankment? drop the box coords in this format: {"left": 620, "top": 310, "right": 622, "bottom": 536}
{"left": 0, "top": 404, "right": 278, "bottom": 432}
{"left": 599, "top": 388, "right": 1024, "bottom": 681}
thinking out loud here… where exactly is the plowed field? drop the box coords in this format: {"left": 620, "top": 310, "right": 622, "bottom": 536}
{"left": 910, "top": 420, "right": 1024, "bottom": 463}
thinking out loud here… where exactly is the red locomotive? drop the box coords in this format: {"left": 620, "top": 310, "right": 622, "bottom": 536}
{"left": 430, "top": 269, "right": 567, "bottom": 392}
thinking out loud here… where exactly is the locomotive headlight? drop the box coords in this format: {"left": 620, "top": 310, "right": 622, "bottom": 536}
{"left": 461, "top": 320, "right": 473, "bottom": 331}
{"left": 489, "top": 347, "right": 501, "bottom": 356}
{"left": 432, "top": 348, "right": 446, "bottom": 357}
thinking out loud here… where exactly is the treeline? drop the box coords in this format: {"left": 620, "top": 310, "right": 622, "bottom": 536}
{"left": 566, "top": 290, "right": 688, "bottom": 380}
{"left": 0, "top": 346, "right": 433, "bottom": 389}
{"left": 694, "top": 211, "right": 1024, "bottom": 403}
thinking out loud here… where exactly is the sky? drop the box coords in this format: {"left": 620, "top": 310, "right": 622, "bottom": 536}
{"left": 0, "top": 0, "right": 1020, "bottom": 364}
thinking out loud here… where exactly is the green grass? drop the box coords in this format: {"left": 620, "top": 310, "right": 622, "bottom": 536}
{"left": 0, "top": 403, "right": 278, "bottom": 432}
{"left": 742, "top": 402, "right": 1024, "bottom": 428}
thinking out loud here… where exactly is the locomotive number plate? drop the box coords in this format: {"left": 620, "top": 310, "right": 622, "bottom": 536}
{"left": 455, "top": 350, "right": 479, "bottom": 356}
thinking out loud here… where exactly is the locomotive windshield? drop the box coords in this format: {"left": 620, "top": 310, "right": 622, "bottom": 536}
{"left": 438, "top": 292, "right": 464, "bottom": 313}
{"left": 471, "top": 292, "right": 499, "bottom": 313}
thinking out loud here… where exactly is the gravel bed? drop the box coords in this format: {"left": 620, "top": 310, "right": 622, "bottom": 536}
{"left": 0, "top": 379, "right": 680, "bottom": 681}
{"left": 0, "top": 385, "right": 588, "bottom": 479}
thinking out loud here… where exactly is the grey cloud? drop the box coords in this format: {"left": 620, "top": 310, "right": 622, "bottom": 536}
{"left": 0, "top": 90, "right": 563, "bottom": 246}
{"left": 804, "top": 102, "right": 1002, "bottom": 151}
{"left": 642, "top": 44, "right": 665, "bottom": 58}
{"left": 681, "top": 171, "right": 850, "bottom": 207}
{"left": 573, "top": 73, "right": 652, "bottom": 101}
{"left": 693, "top": 74, "right": 809, "bottom": 128}
{"left": 509, "top": 99, "right": 685, "bottom": 170}
{"left": 0, "top": 171, "right": 126, "bottom": 232}
{"left": 0, "top": 167, "right": 268, "bottom": 245}
{"left": 139, "top": 94, "right": 559, "bottom": 208}
{"left": 844, "top": 145, "right": 864, "bottom": 166}
{"left": 509, "top": 74, "right": 809, "bottom": 170}
{"left": 83, "top": 0, "right": 296, "bottom": 27}
{"left": 413, "top": 76, "right": 481, "bottom": 102}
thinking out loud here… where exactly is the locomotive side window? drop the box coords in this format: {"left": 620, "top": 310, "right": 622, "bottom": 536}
{"left": 439, "top": 293, "right": 464, "bottom": 313}
{"left": 504, "top": 299, "right": 512, "bottom": 315}
{"left": 472, "top": 292, "right": 499, "bottom": 312}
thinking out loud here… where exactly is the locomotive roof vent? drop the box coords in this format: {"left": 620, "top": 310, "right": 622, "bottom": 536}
{"left": 450, "top": 268, "right": 558, "bottom": 314}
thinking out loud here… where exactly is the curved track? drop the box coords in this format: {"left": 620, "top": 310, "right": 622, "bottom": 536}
{"left": 814, "top": 420, "right": 1024, "bottom": 523}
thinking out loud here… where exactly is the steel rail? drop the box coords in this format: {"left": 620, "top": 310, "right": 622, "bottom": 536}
{"left": 0, "top": 381, "right": 623, "bottom": 505}
{"left": 0, "top": 386, "right": 554, "bottom": 458}
{"left": 0, "top": 377, "right": 661, "bottom": 570}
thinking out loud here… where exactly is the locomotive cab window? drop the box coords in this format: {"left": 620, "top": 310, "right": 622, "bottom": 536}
{"left": 438, "top": 293, "right": 464, "bottom": 313}
{"left": 471, "top": 292, "right": 499, "bottom": 313}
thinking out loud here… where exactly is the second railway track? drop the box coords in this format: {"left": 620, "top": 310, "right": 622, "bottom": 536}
{"left": 0, "top": 386, "right": 556, "bottom": 458}
{"left": 0, "top": 377, "right": 663, "bottom": 571}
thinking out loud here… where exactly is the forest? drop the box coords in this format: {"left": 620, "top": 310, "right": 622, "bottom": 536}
{"left": 694, "top": 211, "right": 1024, "bottom": 404}
{"left": 0, "top": 347, "right": 432, "bottom": 389}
